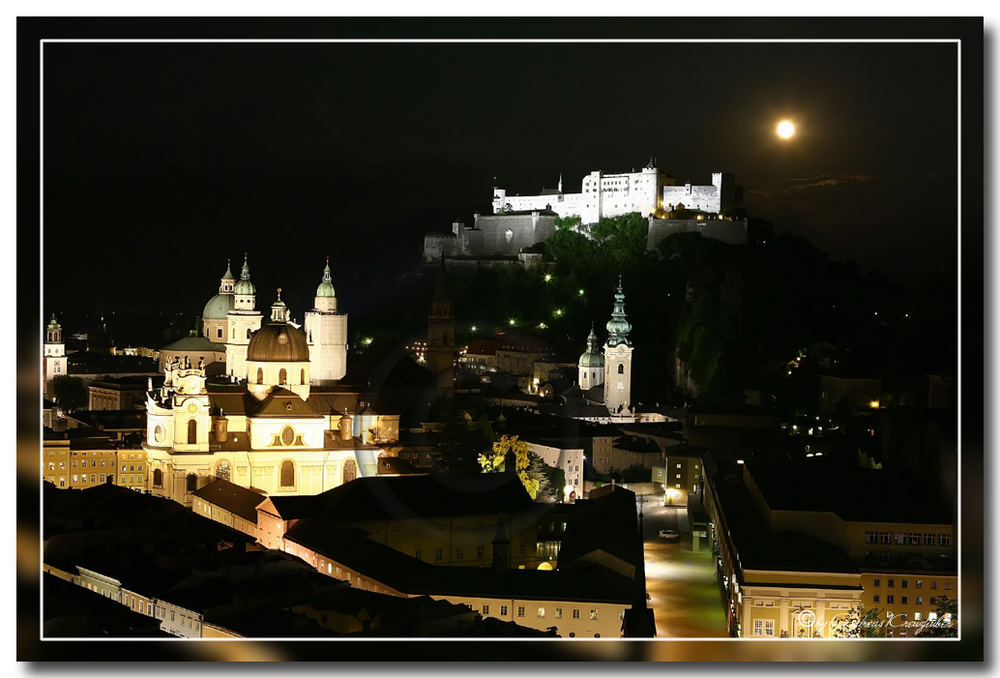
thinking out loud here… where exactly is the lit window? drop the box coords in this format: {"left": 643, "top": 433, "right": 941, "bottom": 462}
{"left": 537, "top": 607, "right": 545, "bottom": 618}
{"left": 500, "top": 605, "right": 508, "bottom": 616}
{"left": 590, "top": 609, "right": 598, "bottom": 620}
{"left": 572, "top": 609, "right": 580, "bottom": 619}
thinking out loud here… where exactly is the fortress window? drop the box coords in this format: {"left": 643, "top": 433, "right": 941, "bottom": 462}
{"left": 187, "top": 419, "right": 197, "bottom": 444}
{"left": 280, "top": 460, "right": 295, "bottom": 487}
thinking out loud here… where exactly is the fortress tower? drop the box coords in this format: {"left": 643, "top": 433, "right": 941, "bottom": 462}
{"left": 304, "top": 257, "right": 348, "bottom": 385}
{"left": 603, "top": 277, "right": 633, "bottom": 415}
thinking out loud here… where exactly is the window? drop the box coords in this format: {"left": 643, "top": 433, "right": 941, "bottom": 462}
{"left": 217, "top": 328, "right": 223, "bottom": 338}
{"left": 500, "top": 605, "right": 508, "bottom": 616}
{"left": 887, "top": 595, "right": 895, "bottom": 604}
{"left": 901, "top": 580, "right": 908, "bottom": 589}
{"left": 477, "top": 546, "right": 485, "bottom": 560}
{"left": 555, "top": 608, "right": 563, "bottom": 619}
{"left": 944, "top": 582, "right": 953, "bottom": 590}
{"left": 279, "top": 368, "right": 287, "bottom": 385}
{"left": 902, "top": 596, "right": 909, "bottom": 605}
{"left": 517, "top": 606, "right": 525, "bottom": 618}
{"left": 888, "top": 579, "right": 895, "bottom": 588}
{"left": 455, "top": 548, "right": 463, "bottom": 561}
{"left": 916, "top": 580, "right": 924, "bottom": 589}
{"left": 280, "top": 426, "right": 296, "bottom": 446}
{"left": 938, "top": 535, "right": 951, "bottom": 547}
{"left": 186, "top": 474, "right": 197, "bottom": 492}
{"left": 916, "top": 596, "right": 923, "bottom": 605}
{"left": 300, "top": 368, "right": 306, "bottom": 384}
{"left": 676, "top": 463, "right": 682, "bottom": 468}
{"left": 435, "top": 549, "right": 443, "bottom": 562}
{"left": 415, "top": 550, "right": 422, "bottom": 561}
{"left": 256, "top": 367, "right": 264, "bottom": 384}
{"left": 590, "top": 609, "right": 598, "bottom": 620}
{"left": 153, "top": 468, "right": 162, "bottom": 487}
{"left": 914, "top": 612, "right": 922, "bottom": 621}
{"left": 187, "top": 419, "right": 197, "bottom": 444}
{"left": 482, "top": 605, "right": 490, "bottom": 615}
{"left": 572, "top": 609, "right": 580, "bottom": 619}
{"left": 537, "top": 607, "right": 545, "bottom": 618}
{"left": 519, "top": 543, "right": 526, "bottom": 555}
{"left": 617, "top": 363, "right": 624, "bottom": 374}
{"left": 280, "top": 460, "right": 295, "bottom": 487}
{"left": 873, "top": 595, "right": 880, "bottom": 603}
{"left": 343, "top": 459, "right": 357, "bottom": 483}
{"left": 931, "top": 581, "right": 938, "bottom": 590}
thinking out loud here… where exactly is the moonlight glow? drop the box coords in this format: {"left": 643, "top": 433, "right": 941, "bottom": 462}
{"left": 777, "top": 120, "right": 796, "bottom": 139}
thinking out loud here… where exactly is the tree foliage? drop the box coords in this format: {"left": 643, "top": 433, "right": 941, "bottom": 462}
{"left": 478, "top": 435, "right": 545, "bottom": 500}
{"left": 51, "top": 375, "right": 88, "bottom": 412}
{"left": 435, "top": 398, "right": 495, "bottom": 473}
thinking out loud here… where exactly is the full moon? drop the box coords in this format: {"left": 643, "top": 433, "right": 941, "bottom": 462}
{"left": 777, "top": 120, "right": 796, "bottom": 139}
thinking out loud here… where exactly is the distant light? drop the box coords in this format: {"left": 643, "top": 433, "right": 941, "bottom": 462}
{"left": 736, "top": 459, "right": 744, "bottom": 465}
{"left": 537, "top": 322, "right": 548, "bottom": 329}
{"left": 508, "top": 318, "right": 517, "bottom": 326}
{"left": 362, "top": 337, "right": 373, "bottom": 346}
{"left": 554, "top": 308, "right": 563, "bottom": 317}
{"left": 805, "top": 453, "right": 814, "bottom": 458}
{"left": 815, "top": 452, "right": 823, "bottom": 457}
{"left": 544, "top": 274, "right": 553, "bottom": 282}
{"left": 470, "top": 325, "right": 478, "bottom": 332}
{"left": 578, "top": 289, "right": 585, "bottom": 296}
{"left": 874, "top": 311, "right": 879, "bottom": 317}
{"left": 869, "top": 400, "right": 880, "bottom": 409}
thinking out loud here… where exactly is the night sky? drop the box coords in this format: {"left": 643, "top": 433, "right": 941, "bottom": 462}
{"left": 42, "top": 40, "right": 958, "bottom": 318}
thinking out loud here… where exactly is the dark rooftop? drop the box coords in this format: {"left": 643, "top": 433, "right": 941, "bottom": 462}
{"left": 192, "top": 479, "right": 266, "bottom": 523}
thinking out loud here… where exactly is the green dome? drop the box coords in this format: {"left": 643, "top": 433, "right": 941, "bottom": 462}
{"left": 202, "top": 293, "right": 236, "bottom": 320}
{"left": 234, "top": 255, "right": 255, "bottom": 296}
{"left": 579, "top": 326, "right": 604, "bottom": 367}
{"left": 315, "top": 259, "right": 336, "bottom": 298}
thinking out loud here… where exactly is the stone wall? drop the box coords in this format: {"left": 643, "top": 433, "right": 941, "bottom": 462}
{"left": 646, "top": 217, "right": 749, "bottom": 250}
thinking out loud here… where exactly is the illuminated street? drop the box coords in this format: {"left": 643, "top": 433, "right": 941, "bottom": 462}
{"left": 640, "top": 500, "right": 728, "bottom": 638}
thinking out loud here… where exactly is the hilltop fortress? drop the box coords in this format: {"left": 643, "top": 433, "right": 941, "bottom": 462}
{"left": 424, "top": 161, "right": 750, "bottom": 264}
{"left": 492, "top": 160, "right": 741, "bottom": 223}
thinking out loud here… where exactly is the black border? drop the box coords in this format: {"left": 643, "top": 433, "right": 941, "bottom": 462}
{"left": 17, "top": 16, "right": 985, "bottom": 663}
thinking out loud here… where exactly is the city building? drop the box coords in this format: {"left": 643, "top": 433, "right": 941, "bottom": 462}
{"left": 43, "top": 314, "right": 68, "bottom": 398}
{"left": 303, "top": 257, "right": 349, "bottom": 384}
{"left": 425, "top": 264, "right": 456, "bottom": 394}
{"left": 88, "top": 375, "right": 163, "bottom": 411}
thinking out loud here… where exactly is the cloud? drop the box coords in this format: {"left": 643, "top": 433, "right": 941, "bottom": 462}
{"left": 748, "top": 173, "right": 873, "bottom": 200}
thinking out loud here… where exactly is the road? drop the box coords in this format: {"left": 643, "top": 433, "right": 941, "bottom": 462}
{"left": 638, "top": 498, "right": 728, "bottom": 638}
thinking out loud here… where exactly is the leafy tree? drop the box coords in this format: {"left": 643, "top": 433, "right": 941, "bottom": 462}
{"left": 554, "top": 215, "right": 582, "bottom": 231}
{"left": 832, "top": 606, "right": 884, "bottom": 638}
{"left": 917, "top": 595, "right": 957, "bottom": 637}
{"left": 51, "top": 375, "right": 88, "bottom": 412}
{"left": 478, "top": 435, "right": 541, "bottom": 500}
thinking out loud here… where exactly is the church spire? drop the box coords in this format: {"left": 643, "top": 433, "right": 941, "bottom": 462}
{"left": 270, "top": 288, "right": 289, "bottom": 322}
{"left": 315, "top": 255, "right": 337, "bottom": 299}
{"left": 219, "top": 258, "right": 236, "bottom": 293}
{"left": 606, "top": 276, "right": 632, "bottom": 347}
{"left": 234, "top": 252, "right": 256, "bottom": 298}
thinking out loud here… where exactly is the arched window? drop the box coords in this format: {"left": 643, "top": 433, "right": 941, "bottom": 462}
{"left": 153, "top": 468, "right": 163, "bottom": 487}
{"left": 618, "top": 363, "right": 625, "bottom": 375}
{"left": 215, "top": 460, "right": 231, "bottom": 482}
{"left": 187, "top": 419, "right": 197, "bottom": 444}
{"left": 186, "top": 474, "right": 198, "bottom": 492}
{"left": 279, "top": 368, "right": 287, "bottom": 385}
{"left": 246, "top": 328, "right": 251, "bottom": 339}
{"left": 256, "top": 368, "right": 264, "bottom": 384}
{"left": 342, "top": 458, "right": 357, "bottom": 484}
{"left": 280, "top": 460, "right": 295, "bottom": 487}
{"left": 300, "top": 369, "right": 305, "bottom": 384}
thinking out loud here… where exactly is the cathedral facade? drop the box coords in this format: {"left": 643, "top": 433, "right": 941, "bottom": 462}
{"left": 143, "top": 256, "right": 397, "bottom": 508}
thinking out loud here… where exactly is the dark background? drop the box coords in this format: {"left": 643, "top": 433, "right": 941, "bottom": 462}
{"left": 42, "top": 39, "right": 958, "bottom": 321}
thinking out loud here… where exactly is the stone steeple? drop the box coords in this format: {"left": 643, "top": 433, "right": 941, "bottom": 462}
{"left": 605, "top": 275, "right": 632, "bottom": 347}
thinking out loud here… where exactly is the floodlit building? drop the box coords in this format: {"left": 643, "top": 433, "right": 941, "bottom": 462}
{"left": 43, "top": 314, "right": 68, "bottom": 398}
{"left": 491, "top": 162, "right": 740, "bottom": 224}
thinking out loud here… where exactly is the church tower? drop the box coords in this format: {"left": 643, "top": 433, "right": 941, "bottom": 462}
{"left": 425, "top": 262, "right": 456, "bottom": 394}
{"left": 603, "top": 277, "right": 633, "bottom": 415}
{"left": 225, "top": 253, "right": 263, "bottom": 379}
{"left": 578, "top": 324, "right": 604, "bottom": 392}
{"left": 202, "top": 259, "right": 237, "bottom": 344}
{"left": 304, "top": 257, "right": 348, "bottom": 385}
{"left": 43, "top": 313, "right": 67, "bottom": 398}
